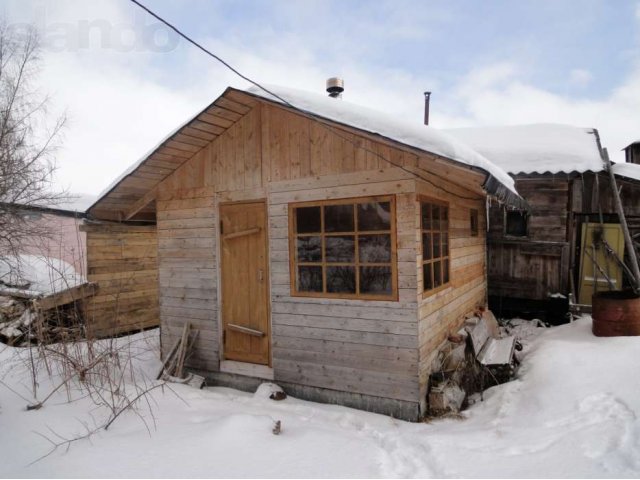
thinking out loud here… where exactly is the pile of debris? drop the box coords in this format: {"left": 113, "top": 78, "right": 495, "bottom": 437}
{"left": 156, "top": 322, "right": 205, "bottom": 389}
{"left": 427, "top": 309, "right": 529, "bottom": 417}
{"left": 0, "top": 283, "right": 97, "bottom": 346}
{"left": 0, "top": 254, "right": 98, "bottom": 345}
{"left": 0, "top": 296, "right": 35, "bottom": 342}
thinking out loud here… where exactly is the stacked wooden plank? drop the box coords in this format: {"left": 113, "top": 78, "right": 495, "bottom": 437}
{"left": 80, "top": 222, "right": 158, "bottom": 338}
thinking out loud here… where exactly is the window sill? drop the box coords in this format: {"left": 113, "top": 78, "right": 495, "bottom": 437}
{"left": 421, "top": 282, "right": 452, "bottom": 300}
{"left": 290, "top": 291, "right": 398, "bottom": 302}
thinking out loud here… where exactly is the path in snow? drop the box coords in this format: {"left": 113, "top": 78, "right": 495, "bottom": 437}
{"left": 1, "top": 317, "right": 639, "bottom": 478}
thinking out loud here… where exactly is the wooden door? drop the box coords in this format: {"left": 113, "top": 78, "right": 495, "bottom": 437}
{"left": 578, "top": 222, "right": 625, "bottom": 305}
{"left": 220, "top": 202, "right": 270, "bottom": 365}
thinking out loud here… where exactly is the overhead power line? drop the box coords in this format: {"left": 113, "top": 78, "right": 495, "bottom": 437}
{"left": 128, "top": 0, "right": 485, "bottom": 201}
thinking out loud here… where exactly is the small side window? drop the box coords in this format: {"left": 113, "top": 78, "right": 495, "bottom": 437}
{"left": 421, "top": 198, "right": 450, "bottom": 294}
{"left": 470, "top": 209, "right": 479, "bottom": 237}
{"left": 505, "top": 210, "right": 528, "bottom": 237}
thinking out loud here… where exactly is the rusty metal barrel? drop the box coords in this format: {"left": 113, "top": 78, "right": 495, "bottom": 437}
{"left": 592, "top": 289, "right": 640, "bottom": 336}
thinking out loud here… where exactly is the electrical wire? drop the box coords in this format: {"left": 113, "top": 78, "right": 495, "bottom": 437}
{"left": 129, "top": 0, "right": 487, "bottom": 202}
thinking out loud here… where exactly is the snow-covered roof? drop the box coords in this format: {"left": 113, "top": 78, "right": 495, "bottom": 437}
{"left": 59, "top": 194, "right": 98, "bottom": 212}
{"left": 623, "top": 140, "right": 640, "bottom": 150}
{"left": 443, "top": 124, "right": 604, "bottom": 175}
{"left": 93, "top": 119, "right": 197, "bottom": 205}
{"left": 247, "top": 85, "right": 516, "bottom": 194}
{"left": 89, "top": 85, "right": 527, "bottom": 217}
{"left": 611, "top": 162, "right": 640, "bottom": 182}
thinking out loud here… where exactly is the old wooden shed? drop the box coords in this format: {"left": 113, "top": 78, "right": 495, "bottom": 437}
{"left": 84, "top": 84, "right": 523, "bottom": 420}
{"left": 447, "top": 125, "right": 640, "bottom": 320}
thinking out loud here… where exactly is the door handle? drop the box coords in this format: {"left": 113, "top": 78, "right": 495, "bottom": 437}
{"left": 222, "top": 227, "right": 261, "bottom": 241}
{"left": 228, "top": 324, "right": 265, "bottom": 337}
{"left": 258, "top": 269, "right": 264, "bottom": 282}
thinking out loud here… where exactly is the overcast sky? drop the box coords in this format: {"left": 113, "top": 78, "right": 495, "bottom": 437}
{"left": 4, "top": 0, "right": 640, "bottom": 197}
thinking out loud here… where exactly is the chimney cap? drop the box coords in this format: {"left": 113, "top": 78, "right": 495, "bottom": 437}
{"left": 326, "top": 77, "right": 344, "bottom": 98}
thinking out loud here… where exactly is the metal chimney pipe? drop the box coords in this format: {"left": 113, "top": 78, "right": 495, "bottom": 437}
{"left": 424, "top": 92, "right": 431, "bottom": 125}
{"left": 423, "top": 91, "right": 431, "bottom": 125}
{"left": 326, "top": 77, "right": 344, "bottom": 99}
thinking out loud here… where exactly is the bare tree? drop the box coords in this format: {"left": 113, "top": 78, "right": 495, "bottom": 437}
{"left": 0, "top": 21, "right": 66, "bottom": 281}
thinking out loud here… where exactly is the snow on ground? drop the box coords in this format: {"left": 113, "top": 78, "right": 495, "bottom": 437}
{"left": 0, "top": 254, "right": 85, "bottom": 295}
{"left": 1, "top": 317, "right": 639, "bottom": 478}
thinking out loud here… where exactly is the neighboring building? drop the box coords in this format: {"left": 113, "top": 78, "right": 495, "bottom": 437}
{"left": 623, "top": 140, "right": 640, "bottom": 164}
{"left": 83, "top": 84, "right": 524, "bottom": 420}
{"left": 15, "top": 203, "right": 89, "bottom": 275}
{"left": 446, "top": 125, "right": 640, "bottom": 321}
{"left": 0, "top": 198, "right": 92, "bottom": 280}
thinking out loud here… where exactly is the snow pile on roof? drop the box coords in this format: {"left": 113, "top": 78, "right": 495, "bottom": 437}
{"left": 247, "top": 85, "right": 516, "bottom": 193}
{"left": 612, "top": 162, "right": 640, "bottom": 182}
{"left": 0, "top": 254, "right": 85, "bottom": 295}
{"left": 2, "top": 318, "right": 640, "bottom": 477}
{"left": 91, "top": 112, "right": 201, "bottom": 209}
{"left": 444, "top": 124, "right": 604, "bottom": 174}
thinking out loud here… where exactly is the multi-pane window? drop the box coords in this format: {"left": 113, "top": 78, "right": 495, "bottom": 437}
{"left": 421, "top": 199, "right": 450, "bottom": 293}
{"left": 290, "top": 196, "right": 397, "bottom": 300}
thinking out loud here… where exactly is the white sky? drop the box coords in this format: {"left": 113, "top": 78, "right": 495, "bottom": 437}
{"left": 3, "top": 0, "right": 640, "bottom": 196}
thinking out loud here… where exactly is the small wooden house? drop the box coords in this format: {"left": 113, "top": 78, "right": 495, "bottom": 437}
{"left": 84, "top": 84, "right": 523, "bottom": 420}
{"left": 446, "top": 125, "right": 640, "bottom": 321}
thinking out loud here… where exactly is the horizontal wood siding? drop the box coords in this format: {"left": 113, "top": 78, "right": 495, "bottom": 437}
{"left": 82, "top": 224, "right": 158, "bottom": 337}
{"left": 268, "top": 172, "right": 420, "bottom": 404}
{"left": 487, "top": 175, "right": 571, "bottom": 300}
{"left": 488, "top": 239, "right": 569, "bottom": 299}
{"left": 157, "top": 189, "right": 219, "bottom": 371}
{"left": 149, "top": 97, "right": 489, "bottom": 414}
{"left": 415, "top": 180, "right": 488, "bottom": 407}
{"left": 488, "top": 176, "right": 570, "bottom": 243}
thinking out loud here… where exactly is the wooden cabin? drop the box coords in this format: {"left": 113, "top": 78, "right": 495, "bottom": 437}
{"left": 84, "top": 84, "right": 523, "bottom": 420}
{"left": 446, "top": 125, "right": 640, "bottom": 321}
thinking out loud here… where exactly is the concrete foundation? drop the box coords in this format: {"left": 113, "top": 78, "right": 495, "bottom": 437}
{"left": 191, "top": 368, "right": 422, "bottom": 422}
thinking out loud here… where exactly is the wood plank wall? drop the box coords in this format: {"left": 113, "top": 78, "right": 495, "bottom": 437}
{"left": 268, "top": 171, "right": 420, "bottom": 405}
{"left": 81, "top": 223, "right": 158, "bottom": 337}
{"left": 573, "top": 172, "right": 640, "bottom": 217}
{"left": 414, "top": 181, "right": 488, "bottom": 406}
{"left": 157, "top": 188, "right": 219, "bottom": 371}
{"left": 151, "top": 98, "right": 489, "bottom": 412}
{"left": 487, "top": 172, "right": 640, "bottom": 301}
{"left": 488, "top": 176, "right": 570, "bottom": 243}
{"left": 487, "top": 175, "right": 571, "bottom": 300}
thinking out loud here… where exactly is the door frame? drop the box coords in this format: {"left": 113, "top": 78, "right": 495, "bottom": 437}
{"left": 216, "top": 197, "right": 273, "bottom": 378}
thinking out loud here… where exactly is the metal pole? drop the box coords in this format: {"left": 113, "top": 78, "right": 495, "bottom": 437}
{"left": 423, "top": 92, "right": 431, "bottom": 126}
{"left": 603, "top": 148, "right": 640, "bottom": 292}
